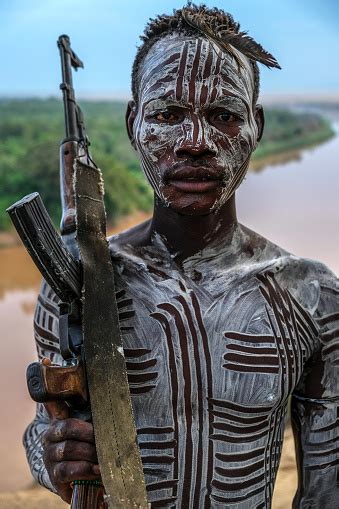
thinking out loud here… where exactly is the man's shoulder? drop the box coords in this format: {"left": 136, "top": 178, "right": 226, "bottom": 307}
{"left": 240, "top": 224, "right": 337, "bottom": 284}
{"left": 108, "top": 219, "right": 152, "bottom": 253}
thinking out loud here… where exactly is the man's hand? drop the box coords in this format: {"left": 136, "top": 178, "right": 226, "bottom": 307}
{"left": 43, "top": 418, "right": 100, "bottom": 503}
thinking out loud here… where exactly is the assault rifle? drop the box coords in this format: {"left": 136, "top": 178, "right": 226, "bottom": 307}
{"left": 7, "top": 36, "right": 148, "bottom": 509}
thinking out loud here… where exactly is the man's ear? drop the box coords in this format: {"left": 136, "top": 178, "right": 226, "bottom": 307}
{"left": 254, "top": 104, "right": 265, "bottom": 143}
{"left": 126, "top": 100, "right": 137, "bottom": 150}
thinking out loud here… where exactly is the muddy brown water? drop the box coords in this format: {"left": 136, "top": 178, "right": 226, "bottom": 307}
{"left": 0, "top": 129, "right": 338, "bottom": 502}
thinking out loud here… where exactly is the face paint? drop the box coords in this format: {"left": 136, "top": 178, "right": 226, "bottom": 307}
{"left": 132, "top": 34, "right": 259, "bottom": 214}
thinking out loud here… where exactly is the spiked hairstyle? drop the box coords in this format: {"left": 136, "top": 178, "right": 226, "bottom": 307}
{"left": 131, "top": 3, "right": 280, "bottom": 107}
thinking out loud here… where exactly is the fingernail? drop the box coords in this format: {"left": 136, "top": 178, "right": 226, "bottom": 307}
{"left": 92, "top": 464, "right": 100, "bottom": 475}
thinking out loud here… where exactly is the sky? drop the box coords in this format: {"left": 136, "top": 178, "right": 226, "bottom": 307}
{"left": 1, "top": 0, "right": 338, "bottom": 99}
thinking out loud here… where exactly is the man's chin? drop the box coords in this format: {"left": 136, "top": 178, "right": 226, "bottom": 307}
{"left": 163, "top": 193, "right": 224, "bottom": 216}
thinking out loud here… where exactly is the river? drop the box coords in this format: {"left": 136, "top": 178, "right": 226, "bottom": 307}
{"left": 0, "top": 125, "right": 338, "bottom": 493}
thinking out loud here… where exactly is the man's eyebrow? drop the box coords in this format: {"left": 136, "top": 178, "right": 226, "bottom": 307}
{"left": 207, "top": 95, "right": 248, "bottom": 109}
{"left": 144, "top": 96, "right": 187, "bottom": 109}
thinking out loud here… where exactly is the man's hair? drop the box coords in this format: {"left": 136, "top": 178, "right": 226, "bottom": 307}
{"left": 131, "top": 3, "right": 280, "bottom": 108}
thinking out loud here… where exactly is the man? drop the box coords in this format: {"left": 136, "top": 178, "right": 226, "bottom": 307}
{"left": 24, "top": 5, "right": 339, "bottom": 508}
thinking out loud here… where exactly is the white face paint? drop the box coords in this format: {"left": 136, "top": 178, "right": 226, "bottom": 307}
{"left": 132, "top": 34, "right": 260, "bottom": 213}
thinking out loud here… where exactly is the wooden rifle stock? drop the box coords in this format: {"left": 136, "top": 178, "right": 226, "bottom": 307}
{"left": 26, "top": 359, "right": 106, "bottom": 508}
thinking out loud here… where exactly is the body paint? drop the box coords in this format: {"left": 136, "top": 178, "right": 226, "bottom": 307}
{"left": 133, "top": 34, "right": 259, "bottom": 211}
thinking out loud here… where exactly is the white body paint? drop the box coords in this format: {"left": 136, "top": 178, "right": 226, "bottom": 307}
{"left": 25, "top": 226, "right": 339, "bottom": 508}
{"left": 133, "top": 35, "right": 259, "bottom": 210}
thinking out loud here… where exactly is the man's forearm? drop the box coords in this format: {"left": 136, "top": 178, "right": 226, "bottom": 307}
{"left": 23, "top": 403, "right": 56, "bottom": 493}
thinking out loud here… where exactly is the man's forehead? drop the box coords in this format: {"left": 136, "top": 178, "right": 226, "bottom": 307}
{"left": 138, "top": 34, "right": 255, "bottom": 105}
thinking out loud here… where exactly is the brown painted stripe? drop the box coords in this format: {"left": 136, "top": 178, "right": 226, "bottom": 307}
{"left": 37, "top": 294, "right": 59, "bottom": 316}
{"left": 191, "top": 291, "right": 214, "bottom": 508}
{"left": 209, "top": 398, "right": 273, "bottom": 414}
{"left": 224, "top": 331, "right": 275, "bottom": 343}
{"left": 115, "top": 289, "right": 125, "bottom": 299}
{"left": 189, "top": 38, "right": 202, "bottom": 104}
{"left": 146, "top": 479, "right": 178, "bottom": 492}
{"left": 210, "top": 429, "right": 268, "bottom": 444}
{"left": 224, "top": 353, "right": 279, "bottom": 365}
{"left": 308, "top": 445, "right": 339, "bottom": 457}
{"left": 307, "top": 436, "right": 339, "bottom": 447}
{"left": 323, "top": 343, "right": 339, "bottom": 355}
{"left": 317, "top": 312, "right": 339, "bottom": 326}
{"left": 311, "top": 419, "right": 339, "bottom": 433}
{"left": 213, "top": 421, "right": 268, "bottom": 434}
{"left": 212, "top": 472, "right": 265, "bottom": 491}
{"left": 216, "top": 447, "right": 265, "bottom": 462}
{"left": 138, "top": 427, "right": 174, "bottom": 435}
{"left": 216, "top": 458, "right": 265, "bottom": 477}
{"left": 151, "top": 312, "right": 179, "bottom": 498}
{"left": 126, "top": 359, "right": 157, "bottom": 370}
{"left": 119, "top": 310, "right": 135, "bottom": 321}
{"left": 322, "top": 327, "right": 339, "bottom": 343}
{"left": 145, "top": 53, "right": 181, "bottom": 91}
{"left": 130, "top": 385, "right": 156, "bottom": 394}
{"left": 139, "top": 440, "right": 176, "bottom": 450}
{"left": 289, "top": 292, "right": 319, "bottom": 336}
{"left": 127, "top": 372, "right": 158, "bottom": 384}
{"left": 211, "top": 410, "right": 267, "bottom": 425}
{"left": 223, "top": 363, "right": 279, "bottom": 374}
{"left": 159, "top": 303, "right": 193, "bottom": 506}
{"left": 34, "top": 321, "right": 60, "bottom": 345}
{"left": 176, "top": 295, "right": 204, "bottom": 508}
{"left": 117, "top": 298, "right": 133, "bottom": 309}
{"left": 306, "top": 458, "right": 339, "bottom": 471}
{"left": 226, "top": 344, "right": 277, "bottom": 355}
{"left": 211, "top": 486, "right": 263, "bottom": 504}
{"left": 210, "top": 52, "right": 222, "bottom": 104}
{"left": 176, "top": 42, "right": 189, "bottom": 100}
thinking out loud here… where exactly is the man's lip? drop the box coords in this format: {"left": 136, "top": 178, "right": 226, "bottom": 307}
{"left": 164, "top": 165, "right": 222, "bottom": 182}
{"left": 167, "top": 179, "right": 222, "bottom": 193}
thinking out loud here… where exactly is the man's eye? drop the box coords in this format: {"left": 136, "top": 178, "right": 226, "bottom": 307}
{"left": 154, "top": 111, "right": 176, "bottom": 122}
{"left": 215, "top": 112, "right": 238, "bottom": 122}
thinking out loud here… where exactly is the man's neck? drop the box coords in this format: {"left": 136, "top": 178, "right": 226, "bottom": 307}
{"left": 148, "top": 195, "right": 238, "bottom": 264}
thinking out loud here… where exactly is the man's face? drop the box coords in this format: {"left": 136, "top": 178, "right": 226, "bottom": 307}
{"left": 130, "top": 34, "right": 261, "bottom": 215}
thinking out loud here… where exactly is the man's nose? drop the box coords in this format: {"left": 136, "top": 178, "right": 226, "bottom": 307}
{"left": 174, "top": 116, "right": 217, "bottom": 158}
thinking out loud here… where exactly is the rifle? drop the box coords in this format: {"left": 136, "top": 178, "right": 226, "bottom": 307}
{"left": 7, "top": 36, "right": 148, "bottom": 509}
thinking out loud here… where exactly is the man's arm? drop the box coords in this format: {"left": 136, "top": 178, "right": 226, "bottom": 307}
{"left": 291, "top": 265, "right": 339, "bottom": 508}
{"left": 23, "top": 280, "right": 99, "bottom": 504}
{"left": 23, "top": 279, "right": 63, "bottom": 492}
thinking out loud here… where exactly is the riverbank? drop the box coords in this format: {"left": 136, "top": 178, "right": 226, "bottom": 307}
{"left": 1, "top": 123, "right": 335, "bottom": 249}
{"left": 253, "top": 118, "right": 334, "bottom": 162}
{"left": 0, "top": 98, "right": 335, "bottom": 233}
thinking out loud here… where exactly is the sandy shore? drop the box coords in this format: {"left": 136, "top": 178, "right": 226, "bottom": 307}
{"left": 0, "top": 426, "right": 297, "bottom": 509}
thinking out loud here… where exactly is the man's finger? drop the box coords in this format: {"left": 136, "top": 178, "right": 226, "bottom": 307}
{"left": 48, "top": 440, "right": 98, "bottom": 463}
{"left": 44, "top": 419, "right": 95, "bottom": 443}
{"left": 53, "top": 461, "right": 100, "bottom": 483}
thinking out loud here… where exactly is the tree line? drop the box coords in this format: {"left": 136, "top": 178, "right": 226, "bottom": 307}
{"left": 0, "top": 99, "right": 334, "bottom": 231}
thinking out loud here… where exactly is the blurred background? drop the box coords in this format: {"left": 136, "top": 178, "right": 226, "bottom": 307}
{"left": 0, "top": 1, "right": 338, "bottom": 507}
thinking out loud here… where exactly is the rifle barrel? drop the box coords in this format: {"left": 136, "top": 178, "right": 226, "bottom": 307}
{"left": 57, "top": 35, "right": 83, "bottom": 141}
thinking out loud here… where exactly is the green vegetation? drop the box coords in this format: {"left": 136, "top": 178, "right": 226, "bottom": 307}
{"left": 0, "top": 99, "right": 334, "bottom": 231}
{"left": 254, "top": 108, "right": 334, "bottom": 159}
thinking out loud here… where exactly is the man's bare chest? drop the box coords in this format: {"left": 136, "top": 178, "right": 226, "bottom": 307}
{"left": 116, "top": 260, "right": 320, "bottom": 415}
